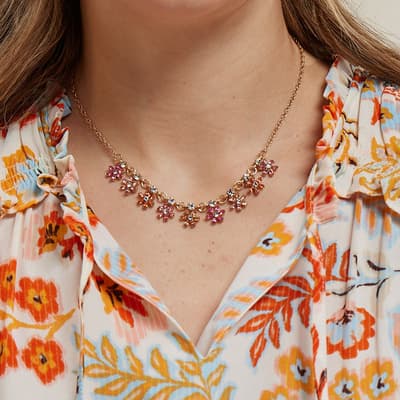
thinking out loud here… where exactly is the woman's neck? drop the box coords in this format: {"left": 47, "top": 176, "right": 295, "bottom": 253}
{"left": 75, "top": 0, "right": 313, "bottom": 181}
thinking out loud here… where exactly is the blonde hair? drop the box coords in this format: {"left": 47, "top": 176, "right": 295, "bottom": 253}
{"left": 0, "top": 0, "right": 399, "bottom": 125}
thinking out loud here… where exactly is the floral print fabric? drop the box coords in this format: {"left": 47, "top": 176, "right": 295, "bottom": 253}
{"left": 1, "top": 55, "right": 400, "bottom": 399}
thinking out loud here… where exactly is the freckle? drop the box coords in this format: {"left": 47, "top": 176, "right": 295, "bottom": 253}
{"left": 167, "top": 248, "right": 171, "bottom": 253}
{"left": 207, "top": 249, "right": 212, "bottom": 253}
{"left": 211, "top": 241, "right": 215, "bottom": 245}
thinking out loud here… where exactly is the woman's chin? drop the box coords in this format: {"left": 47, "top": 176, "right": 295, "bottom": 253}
{"left": 118, "top": 0, "right": 249, "bottom": 23}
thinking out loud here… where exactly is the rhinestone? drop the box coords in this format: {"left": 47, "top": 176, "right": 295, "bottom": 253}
{"left": 187, "top": 203, "right": 195, "bottom": 211}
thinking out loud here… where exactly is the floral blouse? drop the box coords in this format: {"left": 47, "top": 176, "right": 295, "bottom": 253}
{"left": 1, "top": 55, "right": 400, "bottom": 400}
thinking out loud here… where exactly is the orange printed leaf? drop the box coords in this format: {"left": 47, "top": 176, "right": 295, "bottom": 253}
{"left": 101, "top": 336, "right": 118, "bottom": 367}
{"left": 125, "top": 347, "right": 143, "bottom": 376}
{"left": 267, "top": 285, "right": 305, "bottom": 299}
{"left": 233, "top": 294, "right": 254, "bottom": 303}
{"left": 171, "top": 333, "right": 195, "bottom": 355}
{"left": 150, "top": 348, "right": 169, "bottom": 378}
{"left": 252, "top": 297, "right": 278, "bottom": 312}
{"left": 207, "top": 364, "right": 226, "bottom": 388}
{"left": 84, "top": 363, "right": 116, "bottom": 378}
{"left": 204, "top": 347, "right": 223, "bottom": 364}
{"left": 74, "top": 333, "right": 97, "bottom": 360}
{"left": 124, "top": 383, "right": 152, "bottom": 400}
{"left": 339, "top": 249, "right": 350, "bottom": 280}
{"left": 222, "top": 308, "right": 241, "bottom": 318}
{"left": 183, "top": 393, "right": 208, "bottom": 400}
{"left": 250, "top": 330, "right": 267, "bottom": 367}
{"left": 95, "top": 377, "right": 130, "bottom": 396}
{"left": 281, "top": 302, "right": 293, "bottom": 332}
{"left": 219, "top": 386, "right": 235, "bottom": 400}
{"left": 237, "top": 314, "right": 269, "bottom": 333}
{"left": 268, "top": 319, "right": 280, "bottom": 348}
{"left": 177, "top": 360, "right": 201, "bottom": 376}
{"left": 298, "top": 298, "right": 311, "bottom": 328}
{"left": 282, "top": 276, "right": 312, "bottom": 293}
{"left": 149, "top": 386, "right": 177, "bottom": 400}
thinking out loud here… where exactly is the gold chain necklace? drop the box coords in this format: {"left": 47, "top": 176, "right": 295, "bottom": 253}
{"left": 70, "top": 40, "right": 305, "bottom": 229}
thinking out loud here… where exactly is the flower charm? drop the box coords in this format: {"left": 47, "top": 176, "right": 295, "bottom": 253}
{"left": 245, "top": 176, "right": 265, "bottom": 195}
{"left": 137, "top": 191, "right": 155, "bottom": 209}
{"left": 205, "top": 201, "right": 225, "bottom": 224}
{"left": 180, "top": 203, "right": 200, "bottom": 228}
{"left": 156, "top": 199, "right": 175, "bottom": 222}
{"left": 256, "top": 158, "right": 278, "bottom": 177}
{"left": 119, "top": 175, "right": 140, "bottom": 194}
{"left": 105, "top": 162, "right": 126, "bottom": 181}
{"left": 227, "top": 189, "right": 247, "bottom": 212}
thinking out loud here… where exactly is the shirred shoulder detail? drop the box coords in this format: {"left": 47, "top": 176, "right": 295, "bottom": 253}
{"left": 316, "top": 56, "right": 400, "bottom": 215}
{"left": 0, "top": 92, "right": 70, "bottom": 215}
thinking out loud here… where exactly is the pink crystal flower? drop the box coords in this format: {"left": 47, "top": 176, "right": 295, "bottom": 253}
{"left": 205, "top": 201, "right": 225, "bottom": 224}
{"left": 105, "top": 162, "right": 126, "bottom": 181}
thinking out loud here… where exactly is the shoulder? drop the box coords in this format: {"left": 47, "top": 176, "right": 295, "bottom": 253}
{"left": 320, "top": 55, "right": 400, "bottom": 213}
{"left": 0, "top": 91, "right": 71, "bottom": 215}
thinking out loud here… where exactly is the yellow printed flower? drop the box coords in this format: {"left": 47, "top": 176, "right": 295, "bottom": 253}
{"left": 251, "top": 221, "right": 292, "bottom": 256}
{"left": 328, "top": 368, "right": 360, "bottom": 400}
{"left": 277, "top": 347, "right": 314, "bottom": 394}
{"left": 360, "top": 360, "right": 397, "bottom": 399}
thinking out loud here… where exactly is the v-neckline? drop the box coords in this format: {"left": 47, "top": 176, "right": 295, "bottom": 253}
{"left": 51, "top": 54, "right": 354, "bottom": 359}
{"left": 83, "top": 180, "right": 309, "bottom": 359}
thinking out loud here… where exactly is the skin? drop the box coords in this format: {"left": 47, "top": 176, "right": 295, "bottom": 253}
{"left": 66, "top": 0, "right": 331, "bottom": 351}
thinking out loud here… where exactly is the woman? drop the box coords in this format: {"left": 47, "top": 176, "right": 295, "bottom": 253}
{"left": 0, "top": 0, "right": 399, "bottom": 398}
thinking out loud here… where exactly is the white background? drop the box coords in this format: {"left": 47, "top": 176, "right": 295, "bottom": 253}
{"left": 349, "top": 0, "right": 400, "bottom": 44}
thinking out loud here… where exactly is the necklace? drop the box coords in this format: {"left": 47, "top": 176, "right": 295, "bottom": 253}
{"left": 70, "top": 40, "right": 305, "bottom": 229}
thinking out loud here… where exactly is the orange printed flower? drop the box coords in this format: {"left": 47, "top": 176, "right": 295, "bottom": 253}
{"left": 0, "top": 259, "right": 17, "bottom": 306}
{"left": 37, "top": 210, "right": 68, "bottom": 254}
{"left": 93, "top": 272, "right": 148, "bottom": 327}
{"left": 63, "top": 216, "right": 94, "bottom": 260}
{"left": 251, "top": 221, "right": 293, "bottom": 256}
{"left": 15, "top": 278, "right": 59, "bottom": 322}
{"left": 22, "top": 338, "right": 65, "bottom": 384}
{"left": 87, "top": 205, "right": 100, "bottom": 227}
{"left": 260, "top": 385, "right": 298, "bottom": 400}
{"left": 371, "top": 97, "right": 393, "bottom": 126}
{"left": 1, "top": 145, "right": 37, "bottom": 197}
{"left": 0, "top": 329, "right": 18, "bottom": 376}
{"left": 60, "top": 236, "right": 83, "bottom": 260}
{"left": 277, "top": 347, "right": 314, "bottom": 394}
{"left": 328, "top": 368, "right": 361, "bottom": 400}
{"left": 327, "top": 305, "right": 375, "bottom": 359}
{"left": 360, "top": 360, "right": 397, "bottom": 399}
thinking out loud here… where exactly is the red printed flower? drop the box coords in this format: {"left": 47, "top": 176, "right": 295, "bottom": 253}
{"left": 22, "top": 338, "right": 65, "bottom": 384}
{"left": 0, "top": 329, "right": 18, "bottom": 376}
{"left": 15, "top": 278, "right": 59, "bottom": 322}
{"left": 0, "top": 259, "right": 17, "bottom": 306}
{"left": 37, "top": 211, "right": 68, "bottom": 255}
